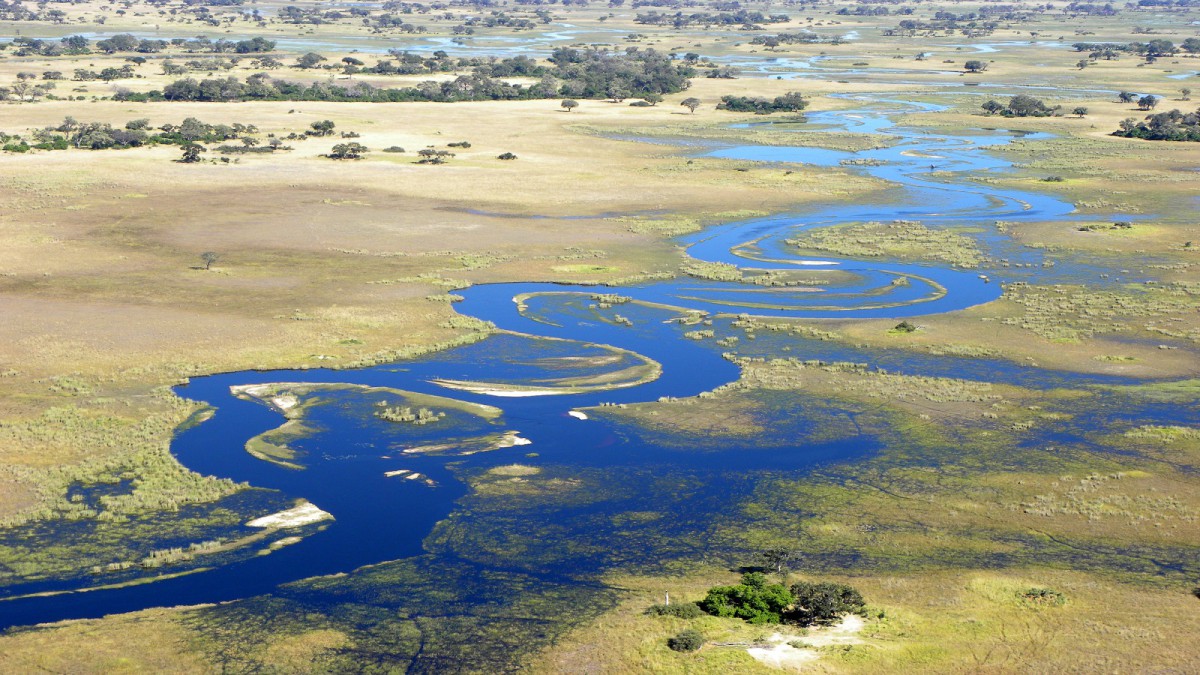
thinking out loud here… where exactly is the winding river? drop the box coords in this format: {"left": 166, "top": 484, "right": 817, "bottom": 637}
{"left": 2, "top": 95, "right": 1191, "bottom": 630}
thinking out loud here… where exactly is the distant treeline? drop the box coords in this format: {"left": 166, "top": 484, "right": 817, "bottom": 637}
{"left": 117, "top": 49, "right": 693, "bottom": 103}
{"left": 7, "top": 34, "right": 276, "bottom": 57}
{"left": 634, "top": 9, "right": 789, "bottom": 27}
{"left": 1072, "top": 38, "right": 1200, "bottom": 59}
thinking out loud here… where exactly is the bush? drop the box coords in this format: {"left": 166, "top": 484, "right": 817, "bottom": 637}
{"left": 667, "top": 628, "right": 704, "bottom": 652}
{"left": 629, "top": 100, "right": 652, "bottom": 107}
{"left": 645, "top": 602, "right": 704, "bottom": 619}
{"left": 448, "top": 141, "right": 472, "bottom": 148}
{"left": 699, "top": 572, "right": 794, "bottom": 624}
{"left": 1019, "top": 587, "right": 1066, "bottom": 607}
{"left": 497, "top": 152, "right": 518, "bottom": 160}
{"left": 382, "top": 146, "right": 406, "bottom": 153}
{"left": 786, "top": 582, "right": 866, "bottom": 626}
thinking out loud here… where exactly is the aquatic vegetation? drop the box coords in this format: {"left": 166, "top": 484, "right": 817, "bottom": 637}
{"left": 375, "top": 406, "right": 444, "bottom": 425}
{"left": 786, "top": 220, "right": 984, "bottom": 268}
{"left": 1001, "top": 282, "right": 1199, "bottom": 342}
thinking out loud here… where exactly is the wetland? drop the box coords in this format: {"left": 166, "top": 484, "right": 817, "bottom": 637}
{"left": 1, "top": 1, "right": 1199, "bottom": 671}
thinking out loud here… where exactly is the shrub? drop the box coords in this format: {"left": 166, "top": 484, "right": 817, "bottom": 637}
{"left": 497, "top": 152, "right": 518, "bottom": 160}
{"left": 629, "top": 100, "right": 652, "bottom": 107}
{"left": 448, "top": 141, "right": 472, "bottom": 148}
{"left": 667, "top": 628, "right": 704, "bottom": 652}
{"left": 1019, "top": 587, "right": 1066, "bottom": 607}
{"left": 382, "top": 146, "right": 406, "bottom": 153}
{"left": 645, "top": 602, "right": 704, "bottom": 619}
{"left": 699, "top": 572, "right": 794, "bottom": 624}
{"left": 786, "top": 582, "right": 866, "bottom": 626}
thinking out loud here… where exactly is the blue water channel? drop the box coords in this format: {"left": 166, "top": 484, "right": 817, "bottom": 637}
{"left": 2, "top": 95, "right": 1194, "bottom": 630}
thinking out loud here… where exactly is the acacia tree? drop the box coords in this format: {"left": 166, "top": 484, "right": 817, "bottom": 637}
{"left": 1072, "top": 107, "right": 1088, "bottom": 118}
{"left": 964, "top": 60, "right": 987, "bottom": 73}
{"left": 179, "top": 142, "right": 206, "bottom": 163}
{"left": 1118, "top": 91, "right": 1137, "bottom": 104}
{"left": 681, "top": 97, "right": 701, "bottom": 113}
{"left": 1138, "top": 94, "right": 1158, "bottom": 110}
{"left": 309, "top": 120, "right": 336, "bottom": 136}
{"left": 200, "top": 252, "right": 220, "bottom": 270}
{"left": 560, "top": 98, "right": 578, "bottom": 112}
{"left": 328, "top": 142, "right": 368, "bottom": 159}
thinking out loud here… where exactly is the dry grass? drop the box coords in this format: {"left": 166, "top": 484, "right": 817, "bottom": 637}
{"left": 529, "top": 568, "right": 1200, "bottom": 674}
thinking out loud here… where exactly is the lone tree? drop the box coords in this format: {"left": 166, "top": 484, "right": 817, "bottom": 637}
{"left": 179, "top": 142, "right": 205, "bottom": 163}
{"left": 643, "top": 92, "right": 663, "bottom": 106}
{"left": 1137, "top": 94, "right": 1158, "bottom": 111}
{"left": 1072, "top": 106, "right": 1089, "bottom": 118}
{"left": 964, "top": 60, "right": 987, "bottom": 73}
{"left": 981, "top": 99, "right": 1005, "bottom": 115}
{"left": 310, "top": 120, "right": 336, "bottom": 136}
{"left": 560, "top": 98, "right": 579, "bottom": 112}
{"left": 681, "top": 97, "right": 701, "bottom": 113}
{"left": 200, "top": 251, "right": 221, "bottom": 270}
{"left": 328, "top": 142, "right": 368, "bottom": 160}
{"left": 296, "top": 52, "right": 326, "bottom": 69}
{"left": 1180, "top": 88, "right": 1192, "bottom": 101}
{"left": 759, "top": 546, "right": 803, "bottom": 576}
{"left": 1118, "top": 91, "right": 1137, "bottom": 104}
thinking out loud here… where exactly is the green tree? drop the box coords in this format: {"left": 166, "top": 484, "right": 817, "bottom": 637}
{"left": 964, "top": 60, "right": 987, "bottom": 73}
{"left": 328, "top": 142, "right": 368, "bottom": 159}
{"left": 1072, "top": 106, "right": 1088, "bottom": 118}
{"left": 1137, "top": 94, "right": 1158, "bottom": 110}
{"left": 981, "top": 99, "right": 1004, "bottom": 115}
{"left": 1118, "top": 91, "right": 1137, "bottom": 104}
{"left": 179, "top": 142, "right": 206, "bottom": 163}
{"left": 786, "top": 581, "right": 866, "bottom": 627}
{"left": 681, "top": 97, "right": 701, "bottom": 113}
{"left": 699, "top": 572, "right": 794, "bottom": 624}
{"left": 1006, "top": 94, "right": 1054, "bottom": 117}
{"left": 560, "top": 98, "right": 579, "bottom": 112}
{"left": 296, "top": 52, "right": 326, "bottom": 69}
{"left": 199, "top": 252, "right": 220, "bottom": 270}
{"left": 309, "top": 120, "right": 336, "bottom": 136}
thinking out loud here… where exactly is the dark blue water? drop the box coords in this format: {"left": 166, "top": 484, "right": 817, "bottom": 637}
{"left": 1, "top": 97, "right": 1191, "bottom": 631}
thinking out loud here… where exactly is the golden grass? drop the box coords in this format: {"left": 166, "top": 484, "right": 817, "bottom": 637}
{"left": 529, "top": 568, "right": 1200, "bottom": 674}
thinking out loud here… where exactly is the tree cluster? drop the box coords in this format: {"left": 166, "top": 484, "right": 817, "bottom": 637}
{"left": 716, "top": 92, "right": 808, "bottom": 115}
{"left": 980, "top": 95, "right": 1061, "bottom": 117}
{"left": 634, "top": 9, "right": 789, "bottom": 27}
{"left": 6, "top": 34, "right": 276, "bottom": 58}
{"left": 139, "top": 49, "right": 691, "bottom": 104}
{"left": 697, "top": 572, "right": 866, "bottom": 626}
{"left": 1113, "top": 108, "right": 1200, "bottom": 141}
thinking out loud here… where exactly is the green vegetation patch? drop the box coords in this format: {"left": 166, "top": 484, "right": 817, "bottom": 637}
{"left": 786, "top": 220, "right": 984, "bottom": 268}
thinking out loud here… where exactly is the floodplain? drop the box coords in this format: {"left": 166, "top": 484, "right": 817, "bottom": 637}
{"left": 0, "top": 0, "right": 1198, "bottom": 672}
